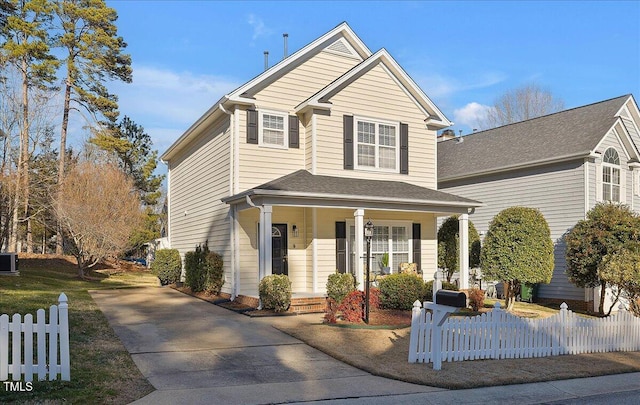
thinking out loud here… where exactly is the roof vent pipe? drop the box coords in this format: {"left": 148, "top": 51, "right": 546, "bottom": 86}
{"left": 264, "top": 51, "right": 269, "bottom": 71}
{"left": 283, "top": 33, "right": 288, "bottom": 59}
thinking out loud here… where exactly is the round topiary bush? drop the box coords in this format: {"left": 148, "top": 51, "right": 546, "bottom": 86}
{"left": 378, "top": 273, "right": 428, "bottom": 310}
{"left": 150, "top": 249, "right": 182, "bottom": 285}
{"left": 259, "top": 274, "right": 292, "bottom": 312}
{"left": 326, "top": 273, "right": 356, "bottom": 303}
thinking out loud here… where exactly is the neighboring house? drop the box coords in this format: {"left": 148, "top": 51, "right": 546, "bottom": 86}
{"left": 161, "top": 22, "right": 481, "bottom": 307}
{"left": 438, "top": 95, "right": 640, "bottom": 310}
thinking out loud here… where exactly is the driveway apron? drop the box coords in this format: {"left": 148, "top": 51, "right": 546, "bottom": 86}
{"left": 90, "top": 287, "right": 440, "bottom": 404}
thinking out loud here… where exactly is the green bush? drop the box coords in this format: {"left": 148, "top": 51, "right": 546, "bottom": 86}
{"left": 184, "top": 242, "right": 225, "bottom": 294}
{"left": 150, "top": 249, "right": 182, "bottom": 285}
{"left": 326, "top": 273, "right": 356, "bottom": 303}
{"left": 259, "top": 274, "right": 292, "bottom": 312}
{"left": 424, "top": 280, "right": 459, "bottom": 302}
{"left": 378, "top": 273, "right": 428, "bottom": 310}
{"left": 437, "top": 215, "right": 481, "bottom": 282}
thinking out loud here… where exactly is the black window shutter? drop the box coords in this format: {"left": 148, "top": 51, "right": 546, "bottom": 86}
{"left": 247, "top": 110, "right": 258, "bottom": 144}
{"left": 412, "top": 223, "right": 421, "bottom": 273}
{"left": 343, "top": 115, "right": 354, "bottom": 170}
{"left": 336, "top": 222, "right": 347, "bottom": 273}
{"left": 288, "top": 115, "right": 299, "bottom": 148}
{"left": 400, "top": 123, "right": 409, "bottom": 174}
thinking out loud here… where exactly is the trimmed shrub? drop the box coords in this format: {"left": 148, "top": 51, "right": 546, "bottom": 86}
{"left": 150, "top": 249, "right": 182, "bottom": 285}
{"left": 424, "top": 280, "right": 459, "bottom": 302}
{"left": 337, "top": 288, "right": 380, "bottom": 323}
{"left": 437, "top": 215, "right": 481, "bottom": 282}
{"left": 468, "top": 288, "right": 485, "bottom": 311}
{"left": 326, "top": 273, "right": 356, "bottom": 303}
{"left": 259, "top": 274, "right": 292, "bottom": 312}
{"left": 184, "top": 242, "right": 225, "bottom": 294}
{"left": 378, "top": 273, "right": 428, "bottom": 310}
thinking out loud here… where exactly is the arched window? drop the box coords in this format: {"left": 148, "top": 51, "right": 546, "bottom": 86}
{"left": 602, "top": 147, "right": 621, "bottom": 202}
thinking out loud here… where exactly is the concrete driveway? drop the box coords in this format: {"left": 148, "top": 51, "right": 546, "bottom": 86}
{"left": 90, "top": 287, "right": 441, "bottom": 404}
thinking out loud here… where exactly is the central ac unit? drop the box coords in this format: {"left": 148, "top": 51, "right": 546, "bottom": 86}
{"left": 0, "top": 253, "right": 19, "bottom": 274}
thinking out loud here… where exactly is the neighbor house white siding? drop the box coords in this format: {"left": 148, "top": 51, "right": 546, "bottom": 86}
{"left": 440, "top": 160, "right": 586, "bottom": 301}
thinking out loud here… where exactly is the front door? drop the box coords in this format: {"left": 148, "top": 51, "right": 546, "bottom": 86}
{"left": 272, "top": 224, "right": 288, "bottom": 275}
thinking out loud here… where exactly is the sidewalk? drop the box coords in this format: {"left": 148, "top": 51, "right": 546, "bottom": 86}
{"left": 91, "top": 287, "right": 640, "bottom": 405}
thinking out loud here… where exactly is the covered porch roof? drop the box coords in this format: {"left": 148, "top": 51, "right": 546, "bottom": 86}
{"left": 221, "top": 170, "right": 482, "bottom": 214}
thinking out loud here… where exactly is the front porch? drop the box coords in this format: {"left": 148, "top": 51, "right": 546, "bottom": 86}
{"left": 222, "top": 170, "right": 482, "bottom": 302}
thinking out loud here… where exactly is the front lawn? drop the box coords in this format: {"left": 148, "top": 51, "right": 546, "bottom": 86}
{"left": 0, "top": 255, "right": 156, "bottom": 404}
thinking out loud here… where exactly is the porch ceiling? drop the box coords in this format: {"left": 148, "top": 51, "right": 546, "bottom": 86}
{"left": 222, "top": 170, "right": 482, "bottom": 213}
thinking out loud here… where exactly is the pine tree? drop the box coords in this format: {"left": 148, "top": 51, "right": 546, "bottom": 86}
{"left": 54, "top": 0, "right": 132, "bottom": 253}
{"left": 1, "top": 0, "right": 59, "bottom": 252}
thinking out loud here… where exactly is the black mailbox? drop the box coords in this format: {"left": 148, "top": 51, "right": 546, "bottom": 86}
{"left": 435, "top": 290, "right": 467, "bottom": 308}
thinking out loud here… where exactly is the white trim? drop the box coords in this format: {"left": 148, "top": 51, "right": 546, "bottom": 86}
{"left": 234, "top": 107, "right": 240, "bottom": 194}
{"left": 602, "top": 147, "right": 622, "bottom": 203}
{"left": 353, "top": 115, "right": 400, "bottom": 173}
{"left": 593, "top": 120, "right": 638, "bottom": 161}
{"left": 354, "top": 209, "right": 364, "bottom": 290}
{"left": 311, "top": 114, "right": 317, "bottom": 174}
{"left": 258, "top": 109, "right": 289, "bottom": 149}
{"left": 584, "top": 159, "right": 589, "bottom": 217}
{"left": 322, "top": 37, "right": 362, "bottom": 60}
{"left": 166, "top": 163, "right": 171, "bottom": 247}
{"left": 312, "top": 208, "right": 318, "bottom": 293}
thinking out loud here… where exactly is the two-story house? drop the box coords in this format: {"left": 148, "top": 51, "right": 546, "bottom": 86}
{"left": 438, "top": 95, "right": 640, "bottom": 311}
{"left": 161, "top": 23, "right": 481, "bottom": 308}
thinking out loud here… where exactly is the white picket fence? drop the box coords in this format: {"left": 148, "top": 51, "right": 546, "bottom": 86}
{"left": 409, "top": 301, "right": 640, "bottom": 368}
{"left": 0, "top": 293, "right": 70, "bottom": 381}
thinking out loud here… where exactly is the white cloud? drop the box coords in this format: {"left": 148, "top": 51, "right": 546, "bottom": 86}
{"left": 453, "top": 102, "right": 494, "bottom": 129}
{"left": 416, "top": 72, "right": 507, "bottom": 99}
{"left": 112, "top": 64, "right": 241, "bottom": 152}
{"left": 247, "top": 14, "right": 272, "bottom": 41}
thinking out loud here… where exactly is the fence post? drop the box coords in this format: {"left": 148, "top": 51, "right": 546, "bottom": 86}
{"left": 408, "top": 300, "right": 421, "bottom": 362}
{"left": 58, "top": 293, "right": 70, "bottom": 381}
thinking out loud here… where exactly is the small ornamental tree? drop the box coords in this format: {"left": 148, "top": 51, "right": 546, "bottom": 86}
{"left": 565, "top": 203, "right": 640, "bottom": 315}
{"left": 481, "top": 207, "right": 554, "bottom": 311}
{"left": 598, "top": 244, "right": 640, "bottom": 317}
{"left": 437, "top": 215, "right": 481, "bottom": 282}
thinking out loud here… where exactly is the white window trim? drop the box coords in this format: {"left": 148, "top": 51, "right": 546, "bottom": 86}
{"left": 602, "top": 147, "right": 621, "bottom": 203}
{"left": 353, "top": 116, "right": 400, "bottom": 173}
{"left": 258, "top": 109, "right": 288, "bottom": 150}
{"left": 346, "top": 220, "right": 413, "bottom": 275}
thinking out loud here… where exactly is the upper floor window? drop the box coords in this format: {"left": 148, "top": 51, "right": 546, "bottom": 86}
{"left": 602, "top": 147, "right": 621, "bottom": 202}
{"left": 259, "top": 111, "right": 288, "bottom": 148}
{"left": 355, "top": 117, "right": 399, "bottom": 172}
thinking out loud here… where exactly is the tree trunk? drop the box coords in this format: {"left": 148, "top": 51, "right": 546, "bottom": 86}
{"left": 598, "top": 283, "right": 607, "bottom": 315}
{"left": 56, "top": 74, "right": 72, "bottom": 255}
{"left": 26, "top": 218, "right": 32, "bottom": 253}
{"left": 505, "top": 281, "right": 517, "bottom": 311}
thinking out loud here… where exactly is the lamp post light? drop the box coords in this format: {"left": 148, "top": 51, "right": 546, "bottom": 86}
{"left": 364, "top": 219, "right": 374, "bottom": 324}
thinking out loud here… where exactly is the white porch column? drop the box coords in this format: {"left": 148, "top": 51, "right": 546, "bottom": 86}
{"left": 354, "top": 209, "right": 364, "bottom": 291}
{"left": 259, "top": 205, "right": 273, "bottom": 281}
{"left": 459, "top": 213, "right": 469, "bottom": 290}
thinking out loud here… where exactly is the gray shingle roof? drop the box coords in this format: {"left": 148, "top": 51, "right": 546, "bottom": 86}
{"left": 438, "top": 95, "right": 631, "bottom": 182}
{"left": 223, "top": 170, "right": 481, "bottom": 206}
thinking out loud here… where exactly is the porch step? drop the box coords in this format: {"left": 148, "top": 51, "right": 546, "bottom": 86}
{"left": 289, "top": 296, "right": 327, "bottom": 314}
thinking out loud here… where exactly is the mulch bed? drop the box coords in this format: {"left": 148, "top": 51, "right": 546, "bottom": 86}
{"left": 331, "top": 309, "right": 413, "bottom": 328}
{"left": 172, "top": 285, "right": 230, "bottom": 304}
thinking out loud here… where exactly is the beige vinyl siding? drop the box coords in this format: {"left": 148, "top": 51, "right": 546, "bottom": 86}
{"left": 440, "top": 160, "right": 586, "bottom": 301}
{"left": 253, "top": 51, "right": 362, "bottom": 111}
{"left": 314, "top": 63, "right": 437, "bottom": 188}
{"left": 237, "top": 207, "right": 308, "bottom": 295}
{"left": 169, "top": 116, "right": 233, "bottom": 293}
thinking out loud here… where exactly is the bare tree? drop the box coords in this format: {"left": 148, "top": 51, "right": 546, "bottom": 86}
{"left": 482, "top": 83, "right": 565, "bottom": 129}
{"left": 55, "top": 160, "right": 142, "bottom": 277}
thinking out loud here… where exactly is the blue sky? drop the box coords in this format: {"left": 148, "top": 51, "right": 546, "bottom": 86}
{"left": 105, "top": 0, "right": 640, "bottom": 157}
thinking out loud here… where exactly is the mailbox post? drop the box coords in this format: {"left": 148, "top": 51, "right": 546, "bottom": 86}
{"left": 425, "top": 289, "right": 467, "bottom": 370}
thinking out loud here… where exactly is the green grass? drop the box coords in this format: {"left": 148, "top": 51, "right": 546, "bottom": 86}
{"left": 0, "top": 256, "right": 156, "bottom": 404}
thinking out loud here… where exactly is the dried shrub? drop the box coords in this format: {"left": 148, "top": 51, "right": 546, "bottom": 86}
{"left": 468, "top": 288, "right": 485, "bottom": 311}
{"left": 324, "top": 298, "right": 338, "bottom": 324}
{"left": 259, "top": 274, "right": 292, "bottom": 312}
{"left": 337, "top": 288, "right": 380, "bottom": 323}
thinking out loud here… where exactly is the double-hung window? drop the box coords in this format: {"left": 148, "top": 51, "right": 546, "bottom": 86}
{"left": 355, "top": 117, "right": 399, "bottom": 172}
{"left": 602, "top": 147, "right": 621, "bottom": 202}
{"left": 348, "top": 222, "right": 411, "bottom": 276}
{"left": 259, "top": 110, "right": 287, "bottom": 148}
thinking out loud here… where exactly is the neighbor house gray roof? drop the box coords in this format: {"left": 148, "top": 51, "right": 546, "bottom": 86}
{"left": 222, "top": 170, "right": 481, "bottom": 208}
{"left": 438, "top": 95, "right": 632, "bottom": 182}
